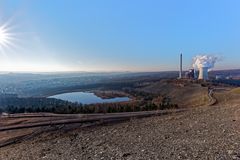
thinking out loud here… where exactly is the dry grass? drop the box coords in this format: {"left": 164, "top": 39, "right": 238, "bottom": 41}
{"left": 139, "top": 80, "right": 210, "bottom": 108}
{"left": 230, "top": 87, "right": 240, "bottom": 94}
{"left": 214, "top": 88, "right": 240, "bottom": 106}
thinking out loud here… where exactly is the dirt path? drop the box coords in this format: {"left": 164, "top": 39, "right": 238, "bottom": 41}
{"left": 208, "top": 88, "right": 217, "bottom": 106}
{"left": 0, "top": 109, "right": 185, "bottom": 148}
{"left": 1, "top": 104, "right": 240, "bottom": 160}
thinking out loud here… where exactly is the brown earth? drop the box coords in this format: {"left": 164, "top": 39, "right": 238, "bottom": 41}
{"left": 139, "top": 79, "right": 210, "bottom": 107}
{"left": 0, "top": 110, "right": 184, "bottom": 148}
{"left": 1, "top": 103, "right": 240, "bottom": 159}
{"left": 1, "top": 82, "right": 240, "bottom": 159}
{"left": 92, "top": 90, "right": 130, "bottom": 99}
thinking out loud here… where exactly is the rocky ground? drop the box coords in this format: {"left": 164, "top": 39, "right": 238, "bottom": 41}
{"left": 1, "top": 104, "right": 240, "bottom": 160}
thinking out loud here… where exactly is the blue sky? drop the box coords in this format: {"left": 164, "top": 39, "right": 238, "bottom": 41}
{"left": 0, "top": 0, "right": 240, "bottom": 72}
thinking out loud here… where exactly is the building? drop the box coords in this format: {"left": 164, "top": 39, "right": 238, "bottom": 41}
{"left": 185, "top": 69, "right": 195, "bottom": 79}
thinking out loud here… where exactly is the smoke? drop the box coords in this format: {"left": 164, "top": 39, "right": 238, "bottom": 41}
{"left": 193, "top": 55, "right": 218, "bottom": 71}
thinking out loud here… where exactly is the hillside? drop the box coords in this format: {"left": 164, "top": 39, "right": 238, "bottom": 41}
{"left": 1, "top": 103, "right": 240, "bottom": 159}
{"left": 1, "top": 80, "right": 240, "bottom": 159}
{"left": 138, "top": 79, "right": 210, "bottom": 108}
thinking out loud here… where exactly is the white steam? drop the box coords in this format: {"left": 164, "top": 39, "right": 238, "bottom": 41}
{"left": 193, "top": 55, "right": 218, "bottom": 71}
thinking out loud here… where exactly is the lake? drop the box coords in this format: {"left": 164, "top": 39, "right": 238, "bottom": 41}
{"left": 49, "top": 92, "right": 130, "bottom": 104}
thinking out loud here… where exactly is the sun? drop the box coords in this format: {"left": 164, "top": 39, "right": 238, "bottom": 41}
{"left": 0, "top": 24, "right": 12, "bottom": 47}
{"left": 0, "top": 22, "right": 17, "bottom": 56}
{"left": 0, "top": 26, "right": 7, "bottom": 44}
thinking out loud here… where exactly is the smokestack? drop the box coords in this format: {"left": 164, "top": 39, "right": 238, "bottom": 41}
{"left": 179, "top": 53, "right": 182, "bottom": 79}
{"left": 198, "top": 67, "right": 208, "bottom": 80}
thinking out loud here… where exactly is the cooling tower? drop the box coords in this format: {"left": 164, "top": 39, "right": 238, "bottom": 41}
{"left": 198, "top": 67, "right": 208, "bottom": 80}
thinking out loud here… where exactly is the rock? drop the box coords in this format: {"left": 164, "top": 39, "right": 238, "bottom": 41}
{"left": 227, "top": 150, "right": 234, "bottom": 155}
{"left": 122, "top": 153, "right": 131, "bottom": 157}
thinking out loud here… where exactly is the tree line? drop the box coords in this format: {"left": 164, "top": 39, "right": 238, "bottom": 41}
{"left": 0, "top": 96, "right": 178, "bottom": 114}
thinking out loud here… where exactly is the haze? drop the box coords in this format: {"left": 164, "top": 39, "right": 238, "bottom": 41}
{"left": 0, "top": 0, "right": 240, "bottom": 72}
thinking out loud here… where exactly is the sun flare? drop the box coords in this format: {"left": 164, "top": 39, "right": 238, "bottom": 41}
{"left": 0, "top": 25, "right": 9, "bottom": 46}
{"left": 0, "top": 22, "right": 18, "bottom": 56}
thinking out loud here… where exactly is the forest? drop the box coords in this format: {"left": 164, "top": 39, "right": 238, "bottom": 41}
{"left": 0, "top": 91, "right": 178, "bottom": 114}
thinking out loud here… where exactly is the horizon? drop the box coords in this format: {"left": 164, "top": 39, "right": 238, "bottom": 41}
{"left": 1, "top": 1, "right": 240, "bottom": 72}
{"left": 0, "top": 68, "right": 239, "bottom": 75}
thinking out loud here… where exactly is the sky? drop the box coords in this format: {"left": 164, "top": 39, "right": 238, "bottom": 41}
{"left": 0, "top": 0, "right": 240, "bottom": 72}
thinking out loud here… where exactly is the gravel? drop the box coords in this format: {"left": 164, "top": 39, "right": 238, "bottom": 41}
{"left": 1, "top": 104, "right": 240, "bottom": 160}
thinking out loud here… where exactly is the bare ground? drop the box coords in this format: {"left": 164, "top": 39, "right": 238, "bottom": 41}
{"left": 1, "top": 104, "right": 240, "bottom": 160}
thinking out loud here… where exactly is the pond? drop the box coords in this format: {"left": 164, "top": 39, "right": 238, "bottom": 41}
{"left": 49, "top": 92, "right": 130, "bottom": 105}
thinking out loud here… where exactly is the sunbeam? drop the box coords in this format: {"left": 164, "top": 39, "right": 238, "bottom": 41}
{"left": 0, "top": 20, "right": 19, "bottom": 57}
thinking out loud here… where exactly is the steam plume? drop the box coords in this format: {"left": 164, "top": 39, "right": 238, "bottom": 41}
{"left": 193, "top": 55, "right": 218, "bottom": 71}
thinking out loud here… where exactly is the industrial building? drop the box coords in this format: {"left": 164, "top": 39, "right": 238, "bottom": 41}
{"left": 185, "top": 69, "right": 195, "bottom": 79}
{"left": 178, "top": 54, "right": 210, "bottom": 81}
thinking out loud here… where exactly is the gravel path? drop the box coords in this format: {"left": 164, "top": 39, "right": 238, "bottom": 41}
{"left": 1, "top": 105, "right": 240, "bottom": 160}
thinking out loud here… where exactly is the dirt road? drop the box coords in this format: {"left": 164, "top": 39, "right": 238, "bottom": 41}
{"left": 0, "top": 109, "right": 184, "bottom": 148}
{"left": 1, "top": 104, "right": 240, "bottom": 160}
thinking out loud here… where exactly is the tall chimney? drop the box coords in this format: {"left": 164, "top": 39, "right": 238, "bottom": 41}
{"left": 198, "top": 67, "right": 208, "bottom": 80}
{"left": 179, "top": 53, "right": 182, "bottom": 79}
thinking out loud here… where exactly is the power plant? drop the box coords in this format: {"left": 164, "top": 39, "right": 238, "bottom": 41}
{"left": 198, "top": 67, "right": 209, "bottom": 80}
{"left": 193, "top": 55, "right": 217, "bottom": 80}
{"left": 179, "top": 54, "right": 218, "bottom": 81}
{"left": 185, "top": 69, "right": 195, "bottom": 79}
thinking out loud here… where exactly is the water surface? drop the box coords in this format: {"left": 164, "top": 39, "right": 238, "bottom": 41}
{"left": 49, "top": 92, "right": 130, "bottom": 104}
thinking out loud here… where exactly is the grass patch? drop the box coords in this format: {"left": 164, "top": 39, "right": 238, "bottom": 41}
{"left": 230, "top": 88, "right": 240, "bottom": 94}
